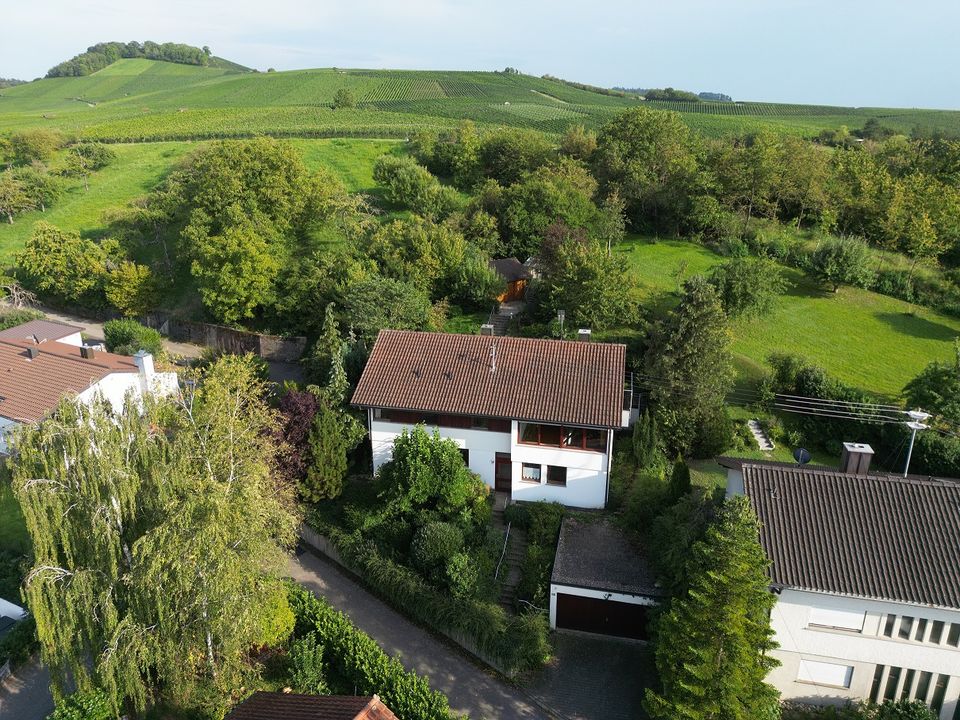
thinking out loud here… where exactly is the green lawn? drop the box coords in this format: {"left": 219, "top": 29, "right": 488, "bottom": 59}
{"left": 617, "top": 236, "right": 960, "bottom": 398}
{"left": 0, "top": 138, "right": 406, "bottom": 265}
{"left": 0, "top": 475, "right": 29, "bottom": 554}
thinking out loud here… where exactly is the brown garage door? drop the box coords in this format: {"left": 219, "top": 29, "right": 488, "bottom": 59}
{"left": 556, "top": 593, "right": 650, "bottom": 640}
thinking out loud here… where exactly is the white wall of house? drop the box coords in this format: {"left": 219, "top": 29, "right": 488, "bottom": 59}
{"left": 770, "top": 589, "right": 960, "bottom": 719}
{"left": 368, "top": 414, "right": 613, "bottom": 508}
{"left": 0, "top": 417, "right": 20, "bottom": 455}
{"left": 77, "top": 357, "right": 179, "bottom": 415}
{"left": 548, "top": 583, "right": 657, "bottom": 630}
{"left": 59, "top": 332, "right": 83, "bottom": 347}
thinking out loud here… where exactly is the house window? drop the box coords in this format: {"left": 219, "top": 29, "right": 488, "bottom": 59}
{"left": 546, "top": 466, "right": 567, "bottom": 486}
{"left": 930, "top": 620, "right": 945, "bottom": 644}
{"left": 900, "top": 669, "right": 916, "bottom": 700}
{"left": 947, "top": 623, "right": 960, "bottom": 647}
{"left": 471, "top": 417, "right": 489, "bottom": 430}
{"left": 884, "top": 667, "right": 902, "bottom": 701}
{"left": 521, "top": 463, "right": 542, "bottom": 483}
{"left": 930, "top": 674, "right": 950, "bottom": 714}
{"left": 882, "top": 614, "right": 896, "bottom": 637}
{"left": 797, "top": 660, "right": 854, "bottom": 689}
{"left": 517, "top": 423, "right": 606, "bottom": 452}
{"left": 870, "top": 665, "right": 885, "bottom": 703}
{"left": 914, "top": 618, "right": 928, "bottom": 642}
{"left": 898, "top": 616, "right": 914, "bottom": 640}
{"left": 585, "top": 428, "right": 606, "bottom": 451}
{"left": 915, "top": 671, "right": 933, "bottom": 702}
{"left": 459, "top": 448, "right": 470, "bottom": 466}
{"left": 808, "top": 607, "right": 865, "bottom": 633}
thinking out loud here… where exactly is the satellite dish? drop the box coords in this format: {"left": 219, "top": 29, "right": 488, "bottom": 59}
{"left": 793, "top": 447, "right": 812, "bottom": 465}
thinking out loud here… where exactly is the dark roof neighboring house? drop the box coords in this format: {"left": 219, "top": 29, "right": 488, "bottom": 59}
{"left": 551, "top": 517, "right": 666, "bottom": 598}
{"left": 489, "top": 257, "right": 532, "bottom": 283}
{"left": 0, "top": 337, "right": 137, "bottom": 423}
{"left": 734, "top": 460, "right": 960, "bottom": 609}
{"left": 226, "top": 692, "right": 397, "bottom": 720}
{"left": 0, "top": 319, "right": 82, "bottom": 344}
{"left": 352, "top": 330, "right": 626, "bottom": 428}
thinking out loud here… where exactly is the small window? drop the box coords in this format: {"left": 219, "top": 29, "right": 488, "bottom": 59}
{"left": 540, "top": 424, "right": 562, "bottom": 447}
{"left": 808, "top": 607, "right": 865, "bottom": 633}
{"left": 521, "top": 463, "right": 541, "bottom": 483}
{"left": 882, "top": 614, "right": 896, "bottom": 637}
{"left": 870, "top": 665, "right": 885, "bottom": 703}
{"left": 930, "top": 674, "right": 949, "bottom": 714}
{"left": 947, "top": 623, "right": 960, "bottom": 647}
{"left": 471, "top": 417, "right": 488, "bottom": 430}
{"left": 373, "top": 408, "right": 384, "bottom": 420}
{"left": 459, "top": 448, "right": 469, "bottom": 466}
{"left": 884, "top": 666, "right": 902, "bottom": 701}
{"left": 914, "top": 618, "right": 927, "bottom": 642}
{"left": 898, "top": 616, "right": 914, "bottom": 640}
{"left": 915, "top": 671, "right": 933, "bottom": 702}
{"left": 585, "top": 428, "right": 606, "bottom": 451}
{"left": 546, "top": 466, "right": 567, "bottom": 486}
{"left": 930, "top": 620, "right": 945, "bottom": 644}
{"left": 520, "top": 423, "right": 539, "bottom": 444}
{"left": 561, "top": 427, "right": 582, "bottom": 448}
{"left": 900, "top": 669, "right": 916, "bottom": 700}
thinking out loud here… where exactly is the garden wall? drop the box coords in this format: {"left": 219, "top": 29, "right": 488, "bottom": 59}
{"left": 143, "top": 312, "right": 306, "bottom": 361}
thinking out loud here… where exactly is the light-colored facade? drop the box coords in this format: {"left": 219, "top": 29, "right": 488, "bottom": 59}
{"left": 770, "top": 589, "right": 960, "bottom": 719}
{"left": 368, "top": 413, "right": 615, "bottom": 508}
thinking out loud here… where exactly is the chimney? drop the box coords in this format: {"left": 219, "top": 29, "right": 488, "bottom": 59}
{"left": 27, "top": 347, "right": 39, "bottom": 360}
{"left": 133, "top": 351, "right": 155, "bottom": 384}
{"left": 840, "top": 442, "right": 874, "bottom": 476}
{"left": 80, "top": 346, "right": 96, "bottom": 360}
{"left": 480, "top": 324, "right": 495, "bottom": 336}
{"left": 577, "top": 328, "right": 592, "bottom": 342}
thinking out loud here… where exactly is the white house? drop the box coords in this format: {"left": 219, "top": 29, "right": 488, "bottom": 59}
{"left": 722, "top": 447, "right": 960, "bottom": 720}
{"left": 351, "top": 329, "right": 629, "bottom": 509}
{"left": 0, "top": 324, "right": 179, "bottom": 452}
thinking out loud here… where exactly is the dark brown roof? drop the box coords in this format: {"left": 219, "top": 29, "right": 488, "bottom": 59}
{"left": 0, "top": 319, "right": 83, "bottom": 343}
{"left": 551, "top": 517, "right": 666, "bottom": 597}
{"left": 226, "top": 692, "right": 397, "bottom": 720}
{"left": 352, "top": 330, "right": 626, "bottom": 428}
{"left": 489, "top": 257, "right": 532, "bottom": 282}
{"left": 739, "top": 461, "right": 960, "bottom": 609}
{"left": 0, "top": 338, "right": 137, "bottom": 423}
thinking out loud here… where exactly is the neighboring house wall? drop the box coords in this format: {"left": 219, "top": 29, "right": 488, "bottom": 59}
{"left": 77, "top": 370, "right": 179, "bottom": 414}
{"left": 59, "top": 332, "right": 83, "bottom": 347}
{"left": 771, "top": 588, "right": 960, "bottom": 720}
{"left": 368, "top": 415, "right": 612, "bottom": 508}
{"left": 0, "top": 417, "right": 19, "bottom": 455}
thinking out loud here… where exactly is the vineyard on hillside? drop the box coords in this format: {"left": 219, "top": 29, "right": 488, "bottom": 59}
{"left": 2, "top": 60, "right": 959, "bottom": 140}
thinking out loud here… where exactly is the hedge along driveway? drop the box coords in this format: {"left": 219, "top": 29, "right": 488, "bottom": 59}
{"left": 289, "top": 551, "right": 550, "bottom": 720}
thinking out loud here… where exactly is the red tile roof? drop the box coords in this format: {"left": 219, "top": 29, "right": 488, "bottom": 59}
{"left": 352, "top": 330, "right": 626, "bottom": 428}
{"left": 226, "top": 692, "right": 397, "bottom": 720}
{"left": 737, "top": 460, "right": 960, "bottom": 609}
{"left": 0, "top": 319, "right": 83, "bottom": 344}
{"left": 0, "top": 337, "right": 137, "bottom": 423}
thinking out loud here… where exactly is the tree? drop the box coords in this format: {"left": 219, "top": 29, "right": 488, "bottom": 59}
{"left": 14, "top": 222, "right": 107, "bottom": 306}
{"left": 809, "top": 236, "right": 874, "bottom": 292}
{"left": 559, "top": 124, "right": 598, "bottom": 161}
{"left": 105, "top": 260, "right": 160, "bottom": 316}
{"left": 644, "top": 276, "right": 734, "bottom": 456}
{"left": 332, "top": 88, "right": 356, "bottom": 109}
{"left": 644, "top": 496, "right": 780, "bottom": 720}
{"left": 300, "top": 396, "right": 349, "bottom": 502}
{"left": 0, "top": 171, "right": 32, "bottom": 223}
{"left": 632, "top": 409, "right": 659, "bottom": 469}
{"left": 14, "top": 165, "right": 62, "bottom": 212}
{"left": 592, "top": 107, "right": 701, "bottom": 233}
{"left": 478, "top": 128, "right": 553, "bottom": 185}
{"left": 372, "top": 155, "right": 458, "bottom": 219}
{"left": 904, "top": 342, "right": 960, "bottom": 424}
{"left": 9, "top": 128, "right": 63, "bottom": 166}
{"left": 668, "top": 456, "right": 691, "bottom": 502}
{"left": 13, "top": 356, "right": 299, "bottom": 714}
{"left": 341, "top": 274, "right": 437, "bottom": 339}
{"left": 708, "top": 256, "right": 788, "bottom": 317}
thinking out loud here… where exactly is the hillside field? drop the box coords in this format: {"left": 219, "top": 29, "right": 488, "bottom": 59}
{"left": 617, "top": 237, "right": 960, "bottom": 398}
{"left": 2, "top": 59, "right": 959, "bottom": 141}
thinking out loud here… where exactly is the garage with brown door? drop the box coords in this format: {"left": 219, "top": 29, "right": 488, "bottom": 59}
{"left": 549, "top": 517, "right": 665, "bottom": 641}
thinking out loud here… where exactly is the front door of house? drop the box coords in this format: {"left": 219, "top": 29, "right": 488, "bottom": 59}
{"left": 495, "top": 452, "right": 512, "bottom": 495}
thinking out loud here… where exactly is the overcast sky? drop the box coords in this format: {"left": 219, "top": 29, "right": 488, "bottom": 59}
{"left": 3, "top": 0, "right": 958, "bottom": 108}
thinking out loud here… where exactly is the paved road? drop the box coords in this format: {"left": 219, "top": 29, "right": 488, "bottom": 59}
{"left": 289, "top": 551, "right": 551, "bottom": 720}
{"left": 0, "top": 659, "right": 53, "bottom": 720}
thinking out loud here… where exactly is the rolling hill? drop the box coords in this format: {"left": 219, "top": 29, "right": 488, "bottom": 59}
{"left": 2, "top": 58, "right": 959, "bottom": 141}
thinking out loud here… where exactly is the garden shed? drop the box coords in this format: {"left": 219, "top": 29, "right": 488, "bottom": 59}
{"left": 549, "top": 517, "right": 665, "bottom": 640}
{"left": 489, "top": 257, "right": 532, "bottom": 302}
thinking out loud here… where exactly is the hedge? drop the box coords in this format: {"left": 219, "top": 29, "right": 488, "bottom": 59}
{"left": 287, "top": 583, "right": 453, "bottom": 720}
{"left": 322, "top": 526, "right": 550, "bottom": 674}
{"left": 0, "top": 615, "right": 38, "bottom": 670}
{"left": 102, "top": 319, "right": 163, "bottom": 356}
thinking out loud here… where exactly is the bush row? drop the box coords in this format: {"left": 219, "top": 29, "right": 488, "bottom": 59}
{"left": 287, "top": 583, "right": 453, "bottom": 720}
{"left": 321, "top": 525, "right": 550, "bottom": 674}
{"left": 504, "top": 502, "right": 565, "bottom": 610}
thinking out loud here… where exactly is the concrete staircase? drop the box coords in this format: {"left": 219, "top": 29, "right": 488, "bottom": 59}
{"left": 486, "top": 301, "right": 525, "bottom": 337}
{"left": 491, "top": 497, "right": 528, "bottom": 611}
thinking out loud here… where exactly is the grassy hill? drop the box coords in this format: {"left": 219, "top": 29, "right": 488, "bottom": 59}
{"left": 3, "top": 59, "right": 959, "bottom": 141}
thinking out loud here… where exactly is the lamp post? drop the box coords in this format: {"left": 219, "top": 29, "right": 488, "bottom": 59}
{"left": 903, "top": 409, "right": 931, "bottom": 477}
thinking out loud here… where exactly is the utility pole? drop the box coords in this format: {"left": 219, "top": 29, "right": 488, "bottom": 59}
{"left": 903, "top": 409, "right": 931, "bottom": 477}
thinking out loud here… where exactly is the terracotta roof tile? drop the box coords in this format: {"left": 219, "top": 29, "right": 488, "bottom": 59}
{"left": 0, "top": 337, "right": 137, "bottom": 423}
{"left": 226, "top": 692, "right": 397, "bottom": 720}
{"left": 740, "top": 462, "right": 960, "bottom": 609}
{"left": 351, "top": 330, "right": 626, "bottom": 428}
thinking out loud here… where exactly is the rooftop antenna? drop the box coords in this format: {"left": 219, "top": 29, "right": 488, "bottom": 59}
{"left": 903, "top": 409, "right": 931, "bottom": 477}
{"left": 490, "top": 340, "right": 497, "bottom": 373}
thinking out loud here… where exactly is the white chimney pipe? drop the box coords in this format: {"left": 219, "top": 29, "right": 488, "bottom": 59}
{"left": 133, "top": 351, "right": 155, "bottom": 388}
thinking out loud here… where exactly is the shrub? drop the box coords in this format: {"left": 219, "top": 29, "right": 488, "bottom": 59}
{"left": 0, "top": 307, "right": 43, "bottom": 332}
{"left": 288, "top": 631, "right": 329, "bottom": 695}
{"left": 410, "top": 521, "right": 464, "bottom": 577}
{"left": 514, "top": 502, "right": 565, "bottom": 609}
{"left": 809, "top": 236, "right": 874, "bottom": 291}
{"left": 288, "top": 583, "right": 453, "bottom": 720}
{"left": 102, "top": 318, "right": 163, "bottom": 356}
{"left": 445, "top": 551, "right": 480, "bottom": 599}
{"left": 46, "top": 689, "right": 113, "bottom": 720}
{"left": 0, "top": 615, "right": 37, "bottom": 669}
